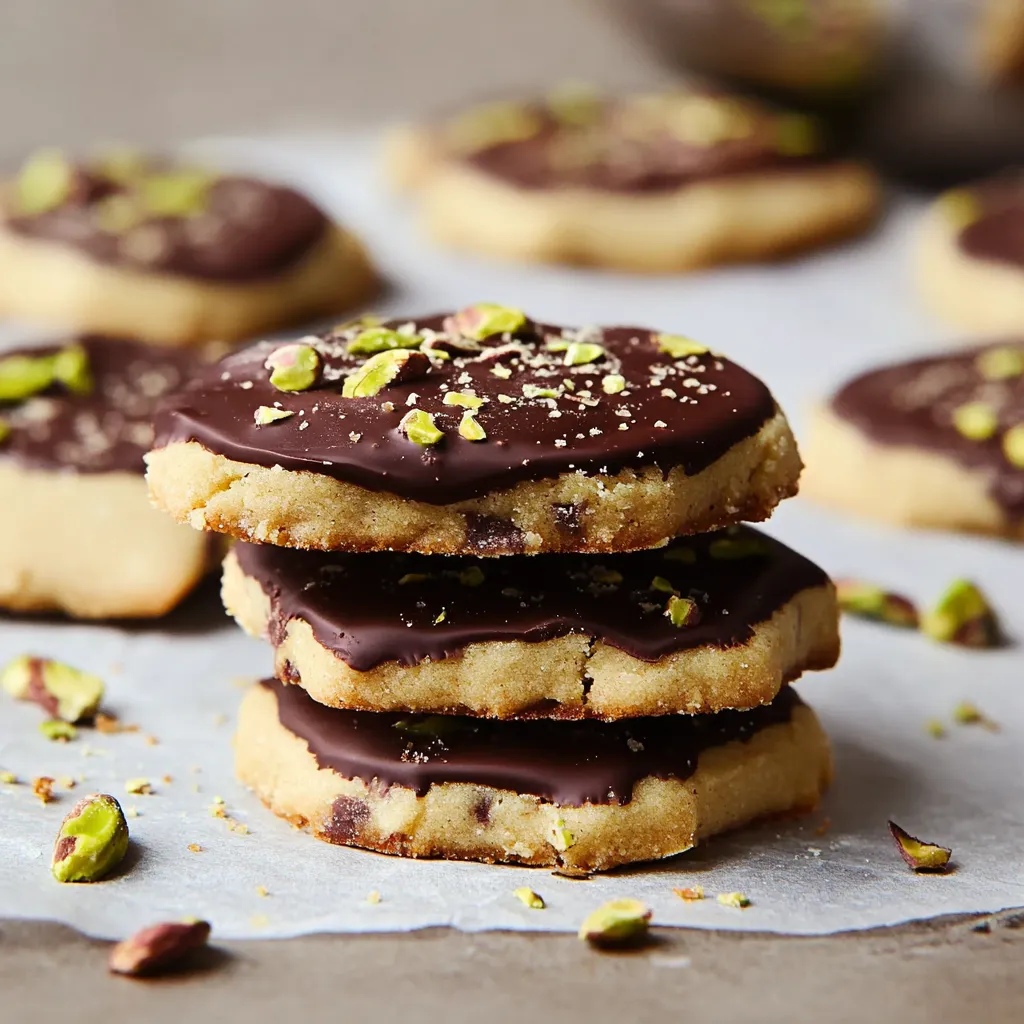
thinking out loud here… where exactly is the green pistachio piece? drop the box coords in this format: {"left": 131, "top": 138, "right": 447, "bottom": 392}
{"left": 14, "top": 149, "right": 74, "bottom": 216}
{"left": 545, "top": 339, "right": 569, "bottom": 352}
{"left": 52, "top": 344, "right": 93, "bottom": 395}
{"left": 663, "top": 546, "right": 696, "bottom": 564}
{"left": 551, "top": 819, "right": 574, "bottom": 852}
{"left": 513, "top": 887, "right": 546, "bottom": 909}
{"left": 399, "top": 409, "right": 443, "bottom": 446}
{"left": 938, "top": 188, "right": 980, "bottom": 229}
{"left": 347, "top": 327, "right": 423, "bottom": 356}
{"left": 665, "top": 595, "right": 701, "bottom": 628}
{"left": 138, "top": 168, "right": 212, "bottom": 217}
{"left": 1002, "top": 424, "right": 1024, "bottom": 468}
{"left": 457, "top": 566, "right": 485, "bottom": 587}
{"left": 265, "top": 343, "right": 321, "bottom": 393}
{"left": 445, "top": 102, "right": 542, "bottom": 153}
{"left": 443, "top": 391, "right": 484, "bottom": 410}
{"left": 562, "top": 341, "right": 605, "bottom": 367}
{"left": 655, "top": 334, "right": 709, "bottom": 359}
{"left": 921, "top": 579, "right": 1001, "bottom": 648}
{"left": 51, "top": 793, "right": 130, "bottom": 883}
{"left": 650, "top": 576, "right": 676, "bottom": 594}
{"left": 522, "top": 384, "right": 561, "bottom": 399}
{"left": 91, "top": 146, "right": 148, "bottom": 185}
{"left": 775, "top": 113, "right": 820, "bottom": 156}
{"left": 392, "top": 715, "right": 461, "bottom": 740}
{"left": 108, "top": 919, "right": 211, "bottom": 976}
{"left": 0, "top": 353, "right": 57, "bottom": 402}
{"left": 397, "top": 573, "right": 431, "bottom": 585}
{"left": 589, "top": 567, "right": 623, "bottom": 585}
{"left": 888, "top": 820, "right": 951, "bottom": 873}
{"left": 0, "top": 417, "right": 10, "bottom": 445}
{"left": 951, "top": 401, "right": 998, "bottom": 440}
{"left": 601, "top": 374, "right": 626, "bottom": 395}
{"left": 253, "top": 406, "right": 295, "bottom": 426}
{"left": 2, "top": 655, "right": 104, "bottom": 723}
{"left": 458, "top": 410, "right": 487, "bottom": 441}
{"left": 976, "top": 346, "right": 1024, "bottom": 381}
{"left": 578, "top": 898, "right": 651, "bottom": 945}
{"left": 546, "top": 82, "right": 602, "bottom": 126}
{"left": 835, "top": 579, "right": 919, "bottom": 628}
{"left": 717, "top": 892, "right": 752, "bottom": 909}
{"left": 40, "top": 720, "right": 77, "bottom": 742}
{"left": 333, "top": 313, "right": 382, "bottom": 333}
{"left": 446, "top": 303, "right": 526, "bottom": 341}
{"left": 344, "top": 349, "right": 430, "bottom": 399}
{"left": 434, "top": 610, "right": 446, "bottom": 624}
{"left": 708, "top": 534, "right": 769, "bottom": 560}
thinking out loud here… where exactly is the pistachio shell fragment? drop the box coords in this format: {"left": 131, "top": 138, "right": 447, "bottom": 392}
{"left": 347, "top": 327, "right": 423, "bottom": 356}
{"left": 655, "top": 334, "right": 708, "bottom": 359}
{"left": 108, "top": 918, "right": 211, "bottom": 976}
{"left": 952, "top": 401, "right": 998, "bottom": 441}
{"left": 14, "top": 149, "right": 74, "bottom": 216}
{"left": 264, "top": 343, "right": 321, "bottom": 393}
{"left": 578, "top": 899, "right": 651, "bottom": 946}
{"left": 562, "top": 341, "right": 605, "bottom": 366}
{"left": 445, "top": 303, "right": 526, "bottom": 341}
{"left": 1003, "top": 424, "right": 1024, "bottom": 468}
{"left": 887, "top": 820, "right": 951, "bottom": 872}
{"left": 514, "top": 887, "right": 546, "bottom": 910}
{"left": 458, "top": 410, "right": 487, "bottom": 441}
{"left": 2, "top": 654, "right": 104, "bottom": 723}
{"left": 601, "top": 373, "right": 626, "bottom": 394}
{"left": 921, "top": 579, "right": 1001, "bottom": 648}
{"left": 976, "top": 346, "right": 1024, "bottom": 380}
{"left": 665, "top": 595, "right": 701, "bottom": 628}
{"left": 399, "top": 408, "right": 444, "bottom": 446}
{"left": 344, "top": 350, "right": 430, "bottom": 399}
{"left": 52, "top": 793, "right": 130, "bottom": 883}
{"left": 443, "top": 391, "right": 484, "bottom": 410}
{"left": 40, "top": 720, "right": 77, "bottom": 742}
{"left": 835, "top": 579, "right": 919, "bottom": 628}
{"left": 253, "top": 406, "right": 295, "bottom": 426}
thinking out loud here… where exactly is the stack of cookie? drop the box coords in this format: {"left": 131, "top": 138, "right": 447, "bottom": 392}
{"left": 146, "top": 304, "right": 839, "bottom": 872}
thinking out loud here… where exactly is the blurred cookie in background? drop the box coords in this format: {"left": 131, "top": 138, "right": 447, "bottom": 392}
{"left": 0, "top": 149, "right": 378, "bottom": 346}
{"left": 385, "top": 86, "right": 880, "bottom": 272}
{"left": 803, "top": 341, "right": 1024, "bottom": 538}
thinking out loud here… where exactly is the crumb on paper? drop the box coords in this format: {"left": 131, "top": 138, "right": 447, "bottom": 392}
{"left": 95, "top": 713, "right": 138, "bottom": 735}
{"left": 188, "top": 843, "right": 203, "bottom": 853}
{"left": 673, "top": 886, "right": 704, "bottom": 902}
{"left": 125, "top": 807, "right": 140, "bottom": 818}
{"left": 144, "top": 735, "right": 159, "bottom": 746}
{"left": 256, "top": 885, "right": 269, "bottom": 898}
{"left": 952, "top": 702, "right": 999, "bottom": 731}
{"left": 250, "top": 914, "right": 269, "bottom": 929}
{"left": 925, "top": 719, "right": 947, "bottom": 739}
{"left": 125, "top": 777, "right": 152, "bottom": 795}
{"left": 32, "top": 777, "right": 56, "bottom": 804}
{"left": 717, "top": 892, "right": 751, "bottom": 909}
{"left": 366, "top": 890, "right": 382, "bottom": 904}
{"left": 0, "top": 770, "right": 17, "bottom": 785}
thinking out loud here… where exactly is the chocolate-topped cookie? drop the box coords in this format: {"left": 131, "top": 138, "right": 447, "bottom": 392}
{"left": 222, "top": 526, "right": 839, "bottom": 720}
{"left": 385, "top": 87, "right": 879, "bottom": 271}
{"left": 804, "top": 341, "right": 1024, "bottom": 538}
{"left": 916, "top": 176, "right": 1024, "bottom": 335}
{"left": 0, "top": 337, "right": 215, "bottom": 617}
{"left": 236, "top": 678, "right": 832, "bottom": 871}
{"left": 0, "top": 148, "right": 377, "bottom": 345}
{"left": 146, "top": 306, "right": 802, "bottom": 555}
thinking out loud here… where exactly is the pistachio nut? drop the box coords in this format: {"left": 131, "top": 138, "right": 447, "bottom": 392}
{"left": 601, "top": 373, "right": 626, "bottom": 395}
{"left": 708, "top": 533, "right": 769, "bottom": 560}
{"left": 665, "top": 595, "right": 701, "bottom": 628}
{"left": 551, "top": 819, "right": 574, "bottom": 852}
{"left": 398, "top": 408, "right": 443, "bottom": 445}
{"left": 513, "top": 887, "right": 546, "bottom": 909}
{"left": 522, "top": 383, "right": 561, "bottom": 399}
{"left": 14, "top": 149, "right": 74, "bottom": 216}
{"left": 775, "top": 114, "right": 820, "bottom": 156}
{"left": 1002, "top": 424, "right": 1024, "bottom": 468}
{"left": 578, "top": 899, "right": 651, "bottom": 946}
{"left": 887, "top": 820, "right": 951, "bottom": 872}
{"left": 673, "top": 886, "right": 705, "bottom": 902}
{"left": 717, "top": 892, "right": 752, "bottom": 909}
{"left": 545, "top": 82, "right": 602, "bottom": 126}
{"left": 138, "top": 168, "right": 212, "bottom": 217}
{"left": 650, "top": 576, "right": 676, "bottom": 594}
{"left": 655, "top": 333, "right": 708, "bottom": 359}
{"left": 442, "top": 391, "right": 484, "bottom": 410}
{"left": 921, "top": 579, "right": 1001, "bottom": 648}
{"left": 253, "top": 405, "right": 295, "bottom": 426}
{"left": 108, "top": 918, "right": 211, "bottom": 976}
{"left": 0, "top": 417, "right": 10, "bottom": 445}
{"left": 2, "top": 654, "right": 104, "bottom": 722}
{"left": 0, "top": 344, "right": 93, "bottom": 402}
{"left": 951, "top": 401, "right": 998, "bottom": 441}
{"left": 40, "top": 720, "right": 77, "bottom": 742}
{"left": 457, "top": 566, "right": 485, "bottom": 587}
{"left": 562, "top": 341, "right": 605, "bottom": 367}
{"left": 52, "top": 793, "right": 130, "bottom": 883}
{"left": 976, "top": 346, "right": 1024, "bottom": 381}
{"left": 94, "top": 193, "right": 145, "bottom": 234}
{"left": 264, "top": 342, "right": 321, "bottom": 393}
{"left": 344, "top": 349, "right": 430, "bottom": 399}
{"left": 457, "top": 410, "right": 487, "bottom": 441}
{"left": 51, "top": 344, "right": 93, "bottom": 395}
{"left": 445, "top": 102, "right": 542, "bottom": 154}
{"left": 445, "top": 303, "right": 526, "bottom": 341}
{"left": 835, "top": 579, "right": 919, "bottom": 628}
{"left": 663, "top": 545, "right": 696, "bottom": 564}
{"left": 347, "top": 327, "right": 422, "bottom": 356}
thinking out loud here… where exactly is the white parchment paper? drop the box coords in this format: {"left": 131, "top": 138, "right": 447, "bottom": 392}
{"left": 0, "top": 135, "right": 1022, "bottom": 939}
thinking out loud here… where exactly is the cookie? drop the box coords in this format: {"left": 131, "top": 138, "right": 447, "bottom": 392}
{"left": 222, "top": 527, "right": 839, "bottom": 720}
{"left": 0, "top": 336, "right": 216, "bottom": 617}
{"left": 803, "top": 341, "right": 1024, "bottom": 537}
{"left": 0, "top": 149, "right": 377, "bottom": 345}
{"left": 916, "top": 176, "right": 1024, "bottom": 334}
{"left": 236, "top": 679, "right": 831, "bottom": 872}
{"left": 146, "top": 308, "right": 802, "bottom": 556}
{"left": 385, "top": 88, "right": 879, "bottom": 272}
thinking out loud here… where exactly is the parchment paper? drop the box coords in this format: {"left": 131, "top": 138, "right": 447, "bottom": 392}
{"left": 1, "top": 135, "right": 1021, "bottom": 939}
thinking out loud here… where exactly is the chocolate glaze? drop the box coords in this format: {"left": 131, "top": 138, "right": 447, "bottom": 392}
{"left": 445, "top": 92, "right": 829, "bottom": 193}
{"left": 154, "top": 314, "right": 777, "bottom": 504}
{"left": 5, "top": 161, "right": 328, "bottom": 282}
{"left": 830, "top": 341, "right": 1024, "bottom": 518}
{"left": 234, "top": 526, "right": 827, "bottom": 672}
{"left": 265, "top": 676, "right": 802, "bottom": 806}
{"left": 0, "top": 336, "right": 196, "bottom": 474}
{"left": 959, "top": 179, "right": 1024, "bottom": 269}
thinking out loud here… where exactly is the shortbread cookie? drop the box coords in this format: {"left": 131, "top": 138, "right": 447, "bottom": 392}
{"left": 0, "top": 336, "right": 215, "bottom": 617}
{"left": 916, "top": 176, "right": 1024, "bottom": 334}
{"left": 236, "top": 679, "right": 831, "bottom": 872}
{"left": 0, "top": 149, "right": 377, "bottom": 345}
{"left": 223, "top": 527, "right": 839, "bottom": 720}
{"left": 803, "top": 341, "right": 1024, "bottom": 537}
{"left": 385, "top": 88, "right": 879, "bottom": 271}
{"left": 147, "top": 307, "right": 802, "bottom": 555}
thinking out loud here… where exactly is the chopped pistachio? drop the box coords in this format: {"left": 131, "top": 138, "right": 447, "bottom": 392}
{"left": 398, "top": 573, "right": 431, "bottom": 585}
{"left": 938, "top": 188, "right": 980, "bottom": 229}
{"left": 125, "top": 778, "right": 152, "bottom": 796}
{"left": 434, "top": 610, "right": 446, "bottom": 624}
{"left": 513, "top": 887, "right": 546, "bottom": 910}
{"left": 264, "top": 343, "right": 321, "bottom": 393}
{"left": 774, "top": 113, "right": 820, "bottom": 155}
{"left": 446, "top": 303, "right": 526, "bottom": 341}
{"left": 888, "top": 820, "right": 952, "bottom": 872}
{"left": 94, "top": 193, "right": 145, "bottom": 234}
{"left": 399, "top": 409, "right": 443, "bottom": 446}
{"left": 442, "top": 391, "right": 484, "bottom": 410}
{"left": 562, "top": 341, "right": 605, "bottom": 366}
{"left": 52, "top": 794, "right": 130, "bottom": 883}
{"left": 458, "top": 566, "right": 485, "bottom": 587}
{"left": 458, "top": 410, "right": 487, "bottom": 441}
{"left": 138, "top": 168, "right": 212, "bottom": 217}
{"left": 343, "top": 349, "right": 430, "bottom": 399}
{"left": 835, "top": 579, "right": 919, "bottom": 628}
{"left": 663, "top": 546, "right": 696, "bottom": 564}
{"left": 333, "top": 313, "right": 382, "bottom": 334}
{"left": 366, "top": 890, "right": 382, "bottom": 904}
{"left": 52, "top": 344, "right": 93, "bottom": 395}
{"left": 665, "top": 595, "right": 701, "bottom": 628}
{"left": 951, "top": 401, "right": 998, "bottom": 441}
{"left": 551, "top": 819, "right": 574, "bottom": 851}
{"left": 589, "top": 567, "right": 623, "bottom": 585}
{"left": 91, "top": 146, "right": 148, "bottom": 185}
{"left": 347, "top": 327, "right": 422, "bottom": 356}
{"left": 716, "top": 892, "right": 751, "bottom": 909}
{"left": 0, "top": 771, "right": 16, "bottom": 784}
{"left": 0, "top": 353, "right": 58, "bottom": 402}
{"left": 656, "top": 333, "right": 708, "bottom": 359}
{"left": 708, "top": 534, "right": 769, "bottom": 560}
{"left": 40, "top": 720, "right": 77, "bottom": 742}
{"left": 522, "top": 384, "right": 561, "bottom": 400}
{"left": 921, "top": 579, "right": 1001, "bottom": 648}
{"left": 650, "top": 576, "right": 676, "bottom": 594}
{"left": 578, "top": 899, "right": 651, "bottom": 946}
{"left": 2, "top": 655, "right": 104, "bottom": 722}
{"left": 14, "top": 149, "right": 74, "bottom": 215}
{"left": 0, "top": 418, "right": 10, "bottom": 445}
{"left": 976, "top": 346, "right": 1024, "bottom": 380}
{"left": 445, "top": 103, "right": 542, "bottom": 153}
{"left": 601, "top": 373, "right": 626, "bottom": 394}
{"left": 925, "top": 719, "right": 947, "bottom": 739}
{"left": 33, "top": 777, "right": 56, "bottom": 804}
{"left": 546, "top": 81, "right": 602, "bottom": 126}
{"left": 673, "top": 886, "right": 705, "bottom": 902}
{"left": 392, "top": 715, "right": 461, "bottom": 740}
{"left": 545, "top": 338, "right": 569, "bottom": 352}
{"left": 253, "top": 406, "right": 295, "bottom": 426}
{"left": 1002, "top": 424, "right": 1024, "bottom": 468}
{"left": 952, "top": 701, "right": 998, "bottom": 730}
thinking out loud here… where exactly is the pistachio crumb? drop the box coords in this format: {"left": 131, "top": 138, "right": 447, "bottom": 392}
{"left": 673, "top": 886, "right": 705, "bottom": 902}
{"left": 717, "top": 892, "right": 751, "bottom": 909}
{"left": 33, "top": 777, "right": 56, "bottom": 804}
{"left": 124, "top": 777, "right": 152, "bottom": 795}
{"left": 366, "top": 890, "right": 382, "bottom": 904}
{"left": 513, "top": 887, "right": 545, "bottom": 909}
{"left": 256, "top": 885, "right": 269, "bottom": 898}
{"left": 188, "top": 843, "right": 203, "bottom": 853}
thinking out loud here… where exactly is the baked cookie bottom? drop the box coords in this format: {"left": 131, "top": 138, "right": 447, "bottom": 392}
{"left": 915, "top": 201, "right": 1024, "bottom": 335}
{"left": 221, "top": 548, "right": 839, "bottom": 720}
{"left": 802, "top": 405, "right": 1023, "bottom": 539}
{"left": 235, "top": 681, "right": 832, "bottom": 872}
{"left": 0, "top": 463, "right": 214, "bottom": 618}
{"left": 145, "top": 408, "right": 801, "bottom": 556}
{"left": 385, "top": 127, "right": 879, "bottom": 272}
{"left": 0, "top": 224, "right": 378, "bottom": 346}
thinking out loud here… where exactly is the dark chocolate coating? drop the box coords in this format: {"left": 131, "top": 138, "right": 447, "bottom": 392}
{"left": 830, "top": 342, "right": 1024, "bottom": 519}
{"left": 153, "top": 314, "right": 777, "bottom": 504}
{"left": 0, "top": 336, "right": 196, "bottom": 475}
{"left": 234, "top": 526, "right": 827, "bottom": 671}
{"left": 6, "top": 168, "right": 328, "bottom": 283}
{"left": 265, "top": 676, "right": 802, "bottom": 806}
{"left": 959, "top": 180, "right": 1024, "bottom": 269}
